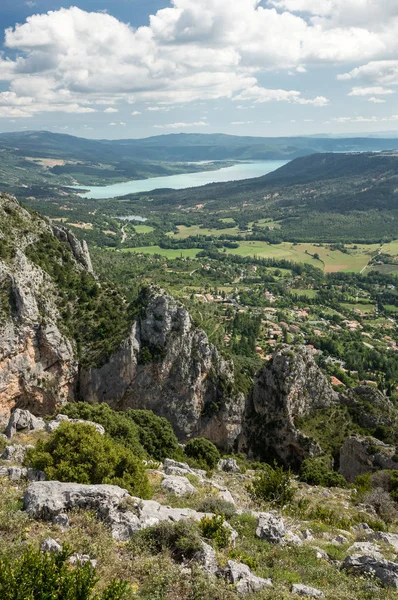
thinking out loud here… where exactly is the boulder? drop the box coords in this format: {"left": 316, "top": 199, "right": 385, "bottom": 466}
{"left": 196, "top": 542, "right": 219, "bottom": 576}
{"left": 224, "top": 560, "right": 272, "bottom": 594}
{"left": 366, "top": 531, "right": 398, "bottom": 554}
{"left": 6, "top": 409, "right": 45, "bottom": 438}
{"left": 292, "top": 583, "right": 325, "bottom": 598}
{"left": 8, "top": 466, "right": 27, "bottom": 481}
{"left": 343, "top": 554, "right": 398, "bottom": 588}
{"left": 1, "top": 444, "right": 32, "bottom": 463}
{"left": 256, "top": 512, "right": 286, "bottom": 544}
{"left": 348, "top": 542, "right": 382, "bottom": 559}
{"left": 53, "top": 513, "right": 70, "bottom": 529}
{"left": 69, "top": 553, "right": 97, "bottom": 569}
{"left": 163, "top": 458, "right": 206, "bottom": 479}
{"left": 24, "top": 481, "right": 209, "bottom": 542}
{"left": 218, "top": 458, "right": 240, "bottom": 473}
{"left": 41, "top": 538, "right": 62, "bottom": 554}
{"left": 161, "top": 475, "right": 197, "bottom": 497}
{"left": 332, "top": 534, "right": 348, "bottom": 545}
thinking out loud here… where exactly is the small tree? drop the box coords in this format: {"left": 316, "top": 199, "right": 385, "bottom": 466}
{"left": 185, "top": 438, "right": 220, "bottom": 470}
{"left": 249, "top": 462, "right": 295, "bottom": 507}
{"left": 26, "top": 422, "right": 151, "bottom": 499}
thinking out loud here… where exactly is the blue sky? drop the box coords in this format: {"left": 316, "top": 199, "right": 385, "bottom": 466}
{"left": 0, "top": 0, "right": 398, "bottom": 139}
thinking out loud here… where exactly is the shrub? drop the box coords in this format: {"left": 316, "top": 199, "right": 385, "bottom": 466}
{"left": 248, "top": 462, "right": 295, "bottom": 507}
{"left": 184, "top": 438, "right": 220, "bottom": 470}
{"left": 199, "top": 514, "right": 230, "bottom": 549}
{"left": 26, "top": 422, "right": 151, "bottom": 498}
{"left": 299, "top": 456, "right": 347, "bottom": 488}
{"left": 197, "top": 497, "right": 236, "bottom": 519}
{"left": 126, "top": 409, "right": 183, "bottom": 461}
{"left": 60, "top": 403, "right": 145, "bottom": 457}
{"left": 129, "top": 520, "right": 202, "bottom": 562}
{"left": 353, "top": 472, "right": 372, "bottom": 496}
{"left": 60, "top": 404, "right": 182, "bottom": 462}
{"left": 0, "top": 546, "right": 129, "bottom": 600}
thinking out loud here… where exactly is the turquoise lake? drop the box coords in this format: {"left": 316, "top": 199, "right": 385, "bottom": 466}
{"left": 73, "top": 160, "right": 289, "bottom": 200}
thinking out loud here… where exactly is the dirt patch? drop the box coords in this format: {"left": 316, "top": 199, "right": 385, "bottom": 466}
{"left": 324, "top": 265, "right": 348, "bottom": 273}
{"left": 69, "top": 222, "right": 93, "bottom": 230}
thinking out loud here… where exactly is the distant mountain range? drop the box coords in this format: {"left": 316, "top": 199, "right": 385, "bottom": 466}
{"left": 1, "top": 130, "right": 398, "bottom": 162}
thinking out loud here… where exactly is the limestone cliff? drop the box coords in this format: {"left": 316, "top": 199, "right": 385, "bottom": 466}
{"left": 79, "top": 288, "right": 246, "bottom": 449}
{"left": 241, "top": 345, "right": 339, "bottom": 467}
{"left": 0, "top": 194, "right": 84, "bottom": 422}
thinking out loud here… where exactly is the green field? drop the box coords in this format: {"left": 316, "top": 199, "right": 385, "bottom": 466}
{"left": 120, "top": 246, "right": 201, "bottom": 259}
{"left": 133, "top": 225, "right": 154, "bottom": 234}
{"left": 341, "top": 303, "right": 376, "bottom": 314}
{"left": 118, "top": 241, "right": 382, "bottom": 273}
{"left": 168, "top": 224, "right": 241, "bottom": 238}
{"left": 224, "top": 242, "right": 377, "bottom": 273}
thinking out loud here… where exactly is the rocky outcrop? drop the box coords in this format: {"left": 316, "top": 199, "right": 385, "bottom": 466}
{"left": 292, "top": 584, "right": 325, "bottom": 598}
{"left": 256, "top": 512, "right": 286, "bottom": 544}
{"left": 24, "top": 481, "right": 211, "bottom": 541}
{"left": 52, "top": 225, "right": 94, "bottom": 275}
{"left": 79, "top": 288, "right": 246, "bottom": 449}
{"left": 6, "top": 408, "right": 45, "bottom": 438}
{"left": 340, "top": 385, "right": 398, "bottom": 430}
{"left": 0, "top": 195, "right": 82, "bottom": 423}
{"left": 223, "top": 560, "right": 273, "bottom": 594}
{"left": 343, "top": 554, "right": 398, "bottom": 588}
{"left": 339, "top": 436, "right": 398, "bottom": 482}
{"left": 241, "top": 345, "right": 338, "bottom": 466}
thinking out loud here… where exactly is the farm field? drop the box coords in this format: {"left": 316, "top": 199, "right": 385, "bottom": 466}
{"left": 118, "top": 241, "right": 384, "bottom": 273}
{"left": 225, "top": 241, "right": 378, "bottom": 273}
{"left": 168, "top": 224, "right": 241, "bottom": 238}
{"left": 120, "top": 246, "right": 202, "bottom": 259}
{"left": 133, "top": 225, "right": 154, "bottom": 234}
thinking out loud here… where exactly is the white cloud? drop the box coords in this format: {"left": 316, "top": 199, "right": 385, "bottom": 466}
{"left": 234, "top": 86, "right": 329, "bottom": 106}
{"left": 231, "top": 121, "right": 254, "bottom": 125}
{"left": 0, "top": 2, "right": 397, "bottom": 118}
{"left": 104, "top": 107, "right": 118, "bottom": 113}
{"left": 348, "top": 86, "right": 394, "bottom": 96}
{"left": 368, "top": 97, "right": 386, "bottom": 103}
{"left": 131, "top": 111, "right": 141, "bottom": 115}
{"left": 338, "top": 61, "right": 398, "bottom": 86}
{"left": 153, "top": 121, "right": 208, "bottom": 129}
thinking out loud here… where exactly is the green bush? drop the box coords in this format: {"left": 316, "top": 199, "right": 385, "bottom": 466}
{"left": 126, "top": 409, "right": 183, "bottom": 461}
{"left": 26, "top": 422, "right": 151, "bottom": 499}
{"left": 248, "top": 462, "right": 295, "bottom": 507}
{"left": 199, "top": 514, "right": 230, "bottom": 549}
{"left": 197, "top": 497, "right": 236, "bottom": 519}
{"left": 129, "top": 520, "right": 202, "bottom": 562}
{"left": 61, "top": 403, "right": 145, "bottom": 458}
{"left": 299, "top": 456, "right": 347, "bottom": 488}
{"left": 61, "top": 404, "right": 182, "bottom": 462}
{"left": 184, "top": 438, "right": 220, "bottom": 470}
{"left": 0, "top": 546, "right": 129, "bottom": 600}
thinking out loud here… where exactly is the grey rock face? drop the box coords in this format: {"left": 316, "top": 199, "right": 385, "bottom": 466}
{"left": 218, "top": 458, "right": 240, "bottom": 473}
{"left": 292, "top": 584, "right": 325, "bottom": 598}
{"left": 341, "top": 386, "right": 398, "bottom": 430}
{"left": 224, "top": 561, "right": 273, "bottom": 594}
{"left": 161, "top": 475, "right": 197, "bottom": 497}
{"left": 339, "top": 436, "right": 398, "bottom": 482}
{"left": 6, "top": 409, "right": 45, "bottom": 438}
{"left": 256, "top": 513, "right": 286, "bottom": 544}
{"left": 242, "top": 345, "right": 337, "bottom": 466}
{"left": 343, "top": 554, "right": 398, "bottom": 588}
{"left": 79, "top": 288, "right": 246, "bottom": 450}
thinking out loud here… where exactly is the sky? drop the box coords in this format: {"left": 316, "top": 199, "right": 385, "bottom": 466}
{"left": 0, "top": 0, "right": 398, "bottom": 139}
